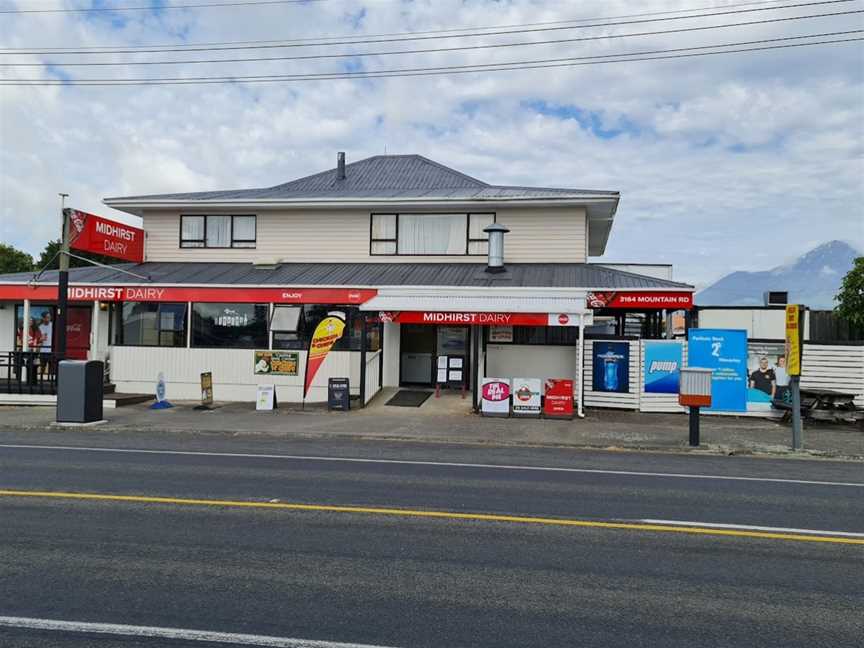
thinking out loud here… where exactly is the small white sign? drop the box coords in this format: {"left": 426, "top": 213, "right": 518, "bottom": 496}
{"left": 156, "top": 372, "right": 166, "bottom": 402}
{"left": 448, "top": 370, "right": 463, "bottom": 382}
{"left": 436, "top": 369, "right": 447, "bottom": 384}
{"left": 256, "top": 385, "right": 276, "bottom": 411}
{"left": 511, "top": 378, "right": 541, "bottom": 417}
{"left": 489, "top": 326, "right": 513, "bottom": 342}
{"left": 437, "top": 355, "right": 448, "bottom": 369}
{"left": 449, "top": 357, "right": 463, "bottom": 369}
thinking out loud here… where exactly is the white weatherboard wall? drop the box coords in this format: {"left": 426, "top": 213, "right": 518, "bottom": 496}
{"left": 111, "top": 347, "right": 363, "bottom": 403}
{"left": 485, "top": 344, "right": 580, "bottom": 386}
{"left": 582, "top": 339, "right": 640, "bottom": 409}
{"left": 382, "top": 321, "right": 400, "bottom": 387}
{"left": 801, "top": 344, "right": 864, "bottom": 406}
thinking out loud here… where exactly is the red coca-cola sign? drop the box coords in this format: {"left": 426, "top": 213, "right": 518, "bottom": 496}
{"left": 558, "top": 314, "right": 570, "bottom": 325}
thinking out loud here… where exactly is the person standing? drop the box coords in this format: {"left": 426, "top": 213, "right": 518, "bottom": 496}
{"left": 749, "top": 356, "right": 777, "bottom": 398}
{"left": 37, "top": 310, "right": 53, "bottom": 377}
{"left": 773, "top": 354, "right": 790, "bottom": 401}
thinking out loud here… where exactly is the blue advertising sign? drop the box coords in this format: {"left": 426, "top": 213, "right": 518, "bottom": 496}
{"left": 592, "top": 342, "right": 630, "bottom": 393}
{"left": 644, "top": 341, "right": 683, "bottom": 394}
{"left": 687, "top": 328, "right": 748, "bottom": 412}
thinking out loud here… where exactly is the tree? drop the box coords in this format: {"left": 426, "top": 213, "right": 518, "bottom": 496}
{"left": 35, "top": 239, "right": 124, "bottom": 270}
{"left": 0, "top": 243, "right": 34, "bottom": 274}
{"left": 834, "top": 257, "right": 864, "bottom": 329}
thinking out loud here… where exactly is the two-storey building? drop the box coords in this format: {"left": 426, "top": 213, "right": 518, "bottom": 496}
{"left": 0, "top": 153, "right": 694, "bottom": 413}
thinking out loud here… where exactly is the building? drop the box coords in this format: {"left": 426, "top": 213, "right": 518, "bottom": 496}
{"left": 0, "top": 154, "right": 694, "bottom": 412}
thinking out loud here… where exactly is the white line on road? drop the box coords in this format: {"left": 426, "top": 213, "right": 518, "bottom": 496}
{"left": 1, "top": 443, "right": 863, "bottom": 488}
{"left": 636, "top": 519, "right": 864, "bottom": 538}
{"left": 0, "top": 616, "right": 399, "bottom": 648}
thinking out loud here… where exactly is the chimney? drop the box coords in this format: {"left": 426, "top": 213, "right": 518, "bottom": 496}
{"left": 336, "top": 151, "right": 346, "bottom": 180}
{"left": 484, "top": 223, "right": 510, "bottom": 273}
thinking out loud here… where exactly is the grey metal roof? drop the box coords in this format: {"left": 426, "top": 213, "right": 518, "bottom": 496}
{"left": 103, "top": 155, "right": 618, "bottom": 203}
{"left": 0, "top": 262, "right": 692, "bottom": 290}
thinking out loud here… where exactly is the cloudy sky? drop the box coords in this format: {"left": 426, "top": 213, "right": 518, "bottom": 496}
{"left": 0, "top": 0, "right": 862, "bottom": 286}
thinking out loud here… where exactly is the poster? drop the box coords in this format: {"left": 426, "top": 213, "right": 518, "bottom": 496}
{"left": 688, "top": 328, "right": 748, "bottom": 412}
{"left": 543, "top": 379, "right": 574, "bottom": 418}
{"left": 747, "top": 342, "right": 788, "bottom": 406}
{"left": 489, "top": 326, "right": 513, "bottom": 343}
{"left": 303, "top": 314, "right": 346, "bottom": 398}
{"left": 592, "top": 342, "right": 630, "bottom": 393}
{"left": 254, "top": 350, "right": 299, "bottom": 376}
{"left": 481, "top": 378, "right": 510, "bottom": 417}
{"left": 511, "top": 378, "right": 541, "bottom": 417}
{"left": 643, "top": 341, "right": 682, "bottom": 394}
{"left": 785, "top": 305, "right": 802, "bottom": 376}
{"left": 256, "top": 385, "right": 276, "bottom": 410}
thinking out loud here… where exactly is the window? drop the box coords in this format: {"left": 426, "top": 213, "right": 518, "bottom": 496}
{"left": 180, "top": 215, "right": 257, "bottom": 248}
{"left": 270, "top": 305, "right": 301, "bottom": 332}
{"left": 192, "top": 303, "right": 268, "bottom": 348}
{"left": 272, "top": 306, "right": 381, "bottom": 352}
{"left": 117, "top": 302, "right": 187, "bottom": 347}
{"left": 370, "top": 213, "right": 494, "bottom": 256}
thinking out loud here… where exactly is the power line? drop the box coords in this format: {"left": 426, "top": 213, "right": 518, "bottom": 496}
{"left": 2, "top": 10, "right": 859, "bottom": 66}
{"left": 0, "top": 0, "right": 854, "bottom": 55}
{"left": 0, "top": 0, "right": 797, "bottom": 50}
{"left": 0, "top": 0, "right": 328, "bottom": 14}
{"left": 2, "top": 35, "right": 858, "bottom": 85}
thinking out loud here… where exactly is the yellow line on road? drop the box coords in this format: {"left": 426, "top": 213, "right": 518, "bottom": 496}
{"left": 2, "top": 489, "right": 862, "bottom": 545}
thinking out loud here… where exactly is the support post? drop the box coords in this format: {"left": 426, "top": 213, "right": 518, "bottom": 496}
{"left": 90, "top": 300, "right": 100, "bottom": 360}
{"left": 472, "top": 325, "right": 481, "bottom": 412}
{"left": 55, "top": 197, "right": 70, "bottom": 360}
{"left": 359, "top": 315, "right": 367, "bottom": 408}
{"left": 577, "top": 314, "right": 585, "bottom": 418}
{"left": 791, "top": 376, "right": 802, "bottom": 450}
{"left": 689, "top": 406, "right": 700, "bottom": 447}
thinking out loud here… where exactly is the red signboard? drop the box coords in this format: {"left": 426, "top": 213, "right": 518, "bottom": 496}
{"left": 586, "top": 291, "right": 693, "bottom": 310}
{"left": 0, "top": 284, "right": 377, "bottom": 304}
{"left": 379, "top": 311, "right": 583, "bottom": 326}
{"left": 543, "top": 379, "right": 574, "bottom": 419}
{"left": 68, "top": 209, "right": 145, "bottom": 263}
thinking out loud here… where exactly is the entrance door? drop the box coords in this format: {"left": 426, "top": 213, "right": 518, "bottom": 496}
{"left": 400, "top": 325, "right": 435, "bottom": 385}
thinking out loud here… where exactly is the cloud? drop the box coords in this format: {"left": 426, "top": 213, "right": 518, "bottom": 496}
{"left": 0, "top": 0, "right": 862, "bottom": 284}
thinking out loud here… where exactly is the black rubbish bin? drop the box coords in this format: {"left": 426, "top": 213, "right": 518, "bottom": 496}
{"left": 57, "top": 360, "right": 104, "bottom": 423}
{"left": 328, "top": 377, "right": 350, "bottom": 411}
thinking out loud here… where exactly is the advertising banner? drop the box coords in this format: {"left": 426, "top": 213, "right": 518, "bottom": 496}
{"left": 254, "top": 351, "right": 299, "bottom": 376}
{"left": 785, "top": 305, "right": 802, "bottom": 376}
{"left": 303, "top": 314, "right": 346, "bottom": 398}
{"left": 586, "top": 291, "right": 693, "bottom": 310}
{"left": 200, "top": 372, "right": 213, "bottom": 406}
{"left": 688, "top": 328, "right": 748, "bottom": 412}
{"left": 379, "top": 312, "right": 584, "bottom": 327}
{"left": 68, "top": 209, "right": 145, "bottom": 263}
{"left": 481, "top": 378, "right": 511, "bottom": 417}
{"left": 592, "top": 342, "right": 630, "bottom": 393}
{"left": 543, "top": 379, "right": 574, "bottom": 418}
{"left": 643, "top": 341, "right": 683, "bottom": 394}
{"left": 511, "top": 378, "right": 541, "bottom": 417}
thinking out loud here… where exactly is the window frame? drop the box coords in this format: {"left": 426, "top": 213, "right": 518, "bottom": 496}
{"left": 115, "top": 301, "right": 188, "bottom": 348}
{"left": 369, "top": 212, "right": 495, "bottom": 256}
{"left": 180, "top": 214, "right": 257, "bottom": 249}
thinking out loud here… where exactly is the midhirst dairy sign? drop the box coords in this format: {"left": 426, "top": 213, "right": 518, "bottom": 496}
{"left": 381, "top": 312, "right": 586, "bottom": 326}
{"left": 68, "top": 209, "right": 145, "bottom": 263}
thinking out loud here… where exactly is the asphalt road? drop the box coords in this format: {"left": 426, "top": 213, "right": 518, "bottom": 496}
{"left": 0, "top": 430, "right": 862, "bottom": 647}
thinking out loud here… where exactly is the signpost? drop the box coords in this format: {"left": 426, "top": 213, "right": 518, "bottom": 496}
{"left": 68, "top": 209, "right": 145, "bottom": 263}
{"left": 256, "top": 385, "right": 276, "bottom": 410}
{"left": 786, "top": 304, "right": 804, "bottom": 450}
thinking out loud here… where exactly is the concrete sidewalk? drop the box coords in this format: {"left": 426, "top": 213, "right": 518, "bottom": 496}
{"left": 1, "top": 395, "right": 862, "bottom": 460}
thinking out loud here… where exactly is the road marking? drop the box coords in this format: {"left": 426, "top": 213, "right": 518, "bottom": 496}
{"left": 1, "top": 443, "right": 862, "bottom": 488}
{"left": 0, "top": 616, "right": 398, "bottom": 647}
{"left": 637, "top": 519, "right": 864, "bottom": 538}
{"left": 1, "top": 489, "right": 862, "bottom": 545}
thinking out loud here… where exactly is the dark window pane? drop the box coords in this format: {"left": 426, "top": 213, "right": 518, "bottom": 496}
{"left": 119, "top": 302, "right": 186, "bottom": 347}
{"left": 192, "top": 303, "right": 268, "bottom": 349}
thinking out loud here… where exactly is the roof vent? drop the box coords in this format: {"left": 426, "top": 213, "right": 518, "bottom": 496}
{"left": 484, "top": 222, "right": 510, "bottom": 274}
{"left": 253, "top": 257, "right": 281, "bottom": 270}
{"left": 336, "top": 151, "right": 346, "bottom": 180}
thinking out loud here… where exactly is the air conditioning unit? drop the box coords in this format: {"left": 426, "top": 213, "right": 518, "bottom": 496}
{"left": 763, "top": 291, "right": 788, "bottom": 306}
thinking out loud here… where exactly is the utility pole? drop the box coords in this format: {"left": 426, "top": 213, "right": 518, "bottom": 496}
{"left": 56, "top": 193, "right": 70, "bottom": 359}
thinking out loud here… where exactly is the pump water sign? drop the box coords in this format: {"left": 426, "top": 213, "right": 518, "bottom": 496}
{"left": 643, "top": 341, "right": 683, "bottom": 394}
{"left": 687, "top": 328, "right": 748, "bottom": 413}
{"left": 592, "top": 342, "right": 629, "bottom": 393}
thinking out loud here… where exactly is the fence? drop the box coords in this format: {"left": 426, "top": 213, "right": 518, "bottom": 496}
{"left": 800, "top": 344, "right": 864, "bottom": 406}
{"left": 0, "top": 351, "right": 59, "bottom": 395}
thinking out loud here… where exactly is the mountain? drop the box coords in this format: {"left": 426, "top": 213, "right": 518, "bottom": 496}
{"left": 696, "top": 241, "right": 861, "bottom": 309}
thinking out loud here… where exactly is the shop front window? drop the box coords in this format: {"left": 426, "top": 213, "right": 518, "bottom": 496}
{"left": 490, "top": 326, "right": 578, "bottom": 346}
{"left": 272, "top": 305, "right": 381, "bottom": 352}
{"left": 192, "top": 302, "right": 268, "bottom": 348}
{"left": 117, "top": 302, "right": 187, "bottom": 347}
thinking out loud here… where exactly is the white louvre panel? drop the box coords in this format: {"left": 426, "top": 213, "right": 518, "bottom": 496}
{"left": 360, "top": 293, "right": 587, "bottom": 314}
{"left": 800, "top": 344, "right": 864, "bottom": 406}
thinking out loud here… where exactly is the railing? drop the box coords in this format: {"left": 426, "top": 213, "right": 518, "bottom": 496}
{"left": 0, "top": 351, "right": 60, "bottom": 395}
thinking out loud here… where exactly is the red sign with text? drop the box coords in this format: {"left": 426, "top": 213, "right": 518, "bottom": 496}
{"left": 0, "top": 284, "right": 377, "bottom": 304}
{"left": 586, "top": 291, "right": 693, "bottom": 310}
{"left": 68, "top": 209, "right": 145, "bottom": 263}
{"left": 378, "top": 312, "right": 583, "bottom": 326}
{"left": 543, "top": 379, "right": 574, "bottom": 419}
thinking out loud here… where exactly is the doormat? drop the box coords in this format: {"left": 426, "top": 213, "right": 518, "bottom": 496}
{"left": 386, "top": 390, "right": 433, "bottom": 407}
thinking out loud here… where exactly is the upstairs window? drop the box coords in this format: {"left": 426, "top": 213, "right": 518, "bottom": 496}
{"left": 370, "top": 213, "right": 494, "bottom": 256}
{"left": 180, "top": 215, "right": 256, "bottom": 248}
